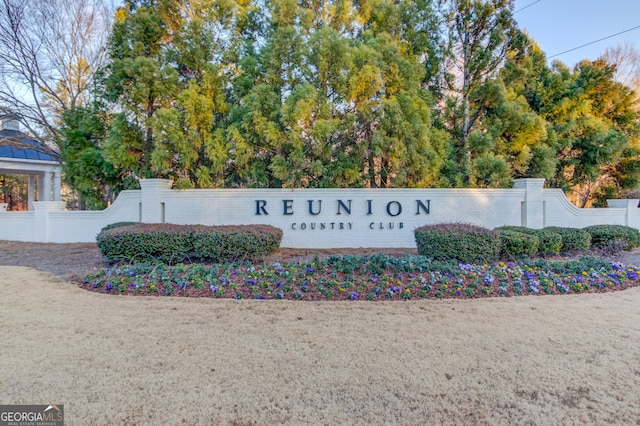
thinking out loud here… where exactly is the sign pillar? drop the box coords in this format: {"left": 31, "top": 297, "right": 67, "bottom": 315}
{"left": 607, "top": 199, "right": 640, "bottom": 227}
{"left": 513, "top": 178, "right": 545, "bottom": 229}
{"left": 139, "top": 179, "right": 173, "bottom": 223}
{"left": 33, "top": 201, "right": 66, "bottom": 242}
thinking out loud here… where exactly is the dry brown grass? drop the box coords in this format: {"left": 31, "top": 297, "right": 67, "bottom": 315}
{"left": 1, "top": 266, "right": 640, "bottom": 425}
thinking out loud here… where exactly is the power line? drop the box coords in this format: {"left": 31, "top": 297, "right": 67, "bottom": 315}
{"left": 548, "top": 24, "right": 640, "bottom": 59}
{"left": 514, "top": 0, "right": 543, "bottom": 14}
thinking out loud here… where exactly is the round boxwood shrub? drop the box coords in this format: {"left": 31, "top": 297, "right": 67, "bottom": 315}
{"left": 414, "top": 223, "right": 501, "bottom": 263}
{"left": 97, "top": 223, "right": 283, "bottom": 264}
{"left": 495, "top": 226, "right": 561, "bottom": 255}
{"left": 544, "top": 226, "right": 591, "bottom": 252}
{"left": 583, "top": 224, "right": 640, "bottom": 252}
{"left": 498, "top": 230, "right": 540, "bottom": 258}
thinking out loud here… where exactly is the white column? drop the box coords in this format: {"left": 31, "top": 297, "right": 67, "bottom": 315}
{"left": 139, "top": 179, "right": 173, "bottom": 223}
{"left": 33, "top": 201, "right": 66, "bottom": 242}
{"left": 607, "top": 199, "right": 640, "bottom": 227}
{"left": 513, "top": 178, "right": 546, "bottom": 229}
{"left": 42, "top": 171, "right": 52, "bottom": 201}
{"left": 53, "top": 170, "right": 62, "bottom": 202}
{"left": 28, "top": 175, "right": 36, "bottom": 210}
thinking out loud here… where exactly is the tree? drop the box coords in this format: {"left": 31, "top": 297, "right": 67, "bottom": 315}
{"left": 59, "top": 105, "right": 133, "bottom": 209}
{"left": 602, "top": 41, "right": 640, "bottom": 94}
{"left": 438, "top": 0, "right": 516, "bottom": 185}
{"left": 535, "top": 59, "right": 640, "bottom": 207}
{"left": 229, "top": 0, "right": 445, "bottom": 188}
{"left": 0, "top": 0, "right": 111, "bottom": 139}
{"left": 102, "top": 0, "right": 246, "bottom": 187}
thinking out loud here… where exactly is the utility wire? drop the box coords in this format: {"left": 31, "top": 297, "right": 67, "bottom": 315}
{"left": 514, "top": 0, "right": 543, "bottom": 14}
{"left": 548, "top": 24, "right": 640, "bottom": 58}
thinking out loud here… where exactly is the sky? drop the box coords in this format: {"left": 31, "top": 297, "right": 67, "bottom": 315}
{"left": 513, "top": 0, "right": 640, "bottom": 67}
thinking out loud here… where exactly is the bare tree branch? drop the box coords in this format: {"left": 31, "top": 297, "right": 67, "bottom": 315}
{"left": 0, "top": 0, "right": 111, "bottom": 140}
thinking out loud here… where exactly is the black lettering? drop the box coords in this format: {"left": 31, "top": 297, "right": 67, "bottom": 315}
{"left": 308, "top": 200, "right": 322, "bottom": 215}
{"left": 386, "top": 201, "right": 402, "bottom": 217}
{"left": 283, "top": 200, "right": 294, "bottom": 215}
{"left": 339, "top": 223, "right": 345, "bottom": 230}
{"left": 310, "top": 223, "right": 316, "bottom": 230}
{"left": 300, "top": 223, "right": 306, "bottom": 230}
{"left": 256, "top": 200, "right": 268, "bottom": 215}
{"left": 370, "top": 222, "right": 375, "bottom": 229}
{"left": 367, "top": 199, "right": 373, "bottom": 215}
{"left": 320, "top": 223, "right": 326, "bottom": 230}
{"left": 389, "top": 222, "right": 394, "bottom": 229}
{"left": 292, "top": 223, "right": 297, "bottom": 229}
{"left": 399, "top": 222, "right": 404, "bottom": 229}
{"left": 379, "top": 222, "right": 384, "bottom": 229}
{"left": 348, "top": 222, "right": 353, "bottom": 229}
{"left": 337, "top": 199, "right": 352, "bottom": 215}
{"left": 416, "top": 200, "right": 430, "bottom": 215}
{"left": 330, "top": 223, "right": 335, "bottom": 229}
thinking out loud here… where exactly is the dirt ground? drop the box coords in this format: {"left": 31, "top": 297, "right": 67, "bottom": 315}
{"left": 1, "top": 242, "right": 640, "bottom": 424}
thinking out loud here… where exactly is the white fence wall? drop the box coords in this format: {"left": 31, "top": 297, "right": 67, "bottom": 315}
{"left": 161, "top": 188, "right": 526, "bottom": 248}
{"left": 0, "top": 212, "right": 35, "bottom": 241}
{"left": 0, "top": 178, "right": 638, "bottom": 247}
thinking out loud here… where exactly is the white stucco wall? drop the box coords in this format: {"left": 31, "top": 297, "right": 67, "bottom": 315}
{"left": 0, "top": 179, "right": 639, "bottom": 246}
{"left": 161, "top": 188, "right": 526, "bottom": 248}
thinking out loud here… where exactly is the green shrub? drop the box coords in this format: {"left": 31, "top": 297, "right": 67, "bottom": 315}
{"left": 583, "top": 225, "right": 640, "bottom": 253}
{"left": 495, "top": 226, "right": 561, "bottom": 255}
{"left": 96, "top": 223, "right": 283, "bottom": 264}
{"left": 414, "top": 223, "right": 501, "bottom": 263}
{"left": 498, "top": 230, "right": 539, "bottom": 258}
{"left": 190, "top": 225, "right": 283, "bottom": 262}
{"left": 544, "top": 227, "right": 591, "bottom": 252}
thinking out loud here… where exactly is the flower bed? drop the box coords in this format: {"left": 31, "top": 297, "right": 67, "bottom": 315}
{"left": 80, "top": 254, "right": 640, "bottom": 300}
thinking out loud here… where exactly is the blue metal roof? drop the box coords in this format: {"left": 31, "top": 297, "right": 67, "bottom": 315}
{"left": 0, "top": 129, "right": 60, "bottom": 162}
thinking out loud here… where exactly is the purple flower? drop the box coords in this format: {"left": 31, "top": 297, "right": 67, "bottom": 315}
{"left": 349, "top": 291, "right": 359, "bottom": 300}
{"left": 627, "top": 270, "right": 639, "bottom": 280}
{"left": 179, "top": 281, "right": 187, "bottom": 290}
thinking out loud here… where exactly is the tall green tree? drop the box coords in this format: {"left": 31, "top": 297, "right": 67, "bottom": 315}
{"left": 503, "top": 35, "right": 640, "bottom": 206}
{"left": 59, "top": 105, "right": 133, "bottom": 209}
{"left": 438, "top": 0, "right": 516, "bottom": 186}
{"left": 229, "top": 0, "right": 445, "bottom": 188}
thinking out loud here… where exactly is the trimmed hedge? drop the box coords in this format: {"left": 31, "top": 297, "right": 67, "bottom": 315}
{"left": 495, "top": 226, "right": 561, "bottom": 255}
{"left": 414, "top": 223, "right": 501, "bottom": 263}
{"left": 498, "top": 230, "right": 539, "bottom": 258}
{"left": 544, "top": 227, "right": 591, "bottom": 252}
{"left": 96, "top": 223, "right": 283, "bottom": 264}
{"left": 583, "top": 224, "right": 640, "bottom": 252}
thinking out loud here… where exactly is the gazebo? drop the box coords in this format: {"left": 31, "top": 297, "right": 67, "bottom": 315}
{"left": 0, "top": 114, "right": 62, "bottom": 210}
